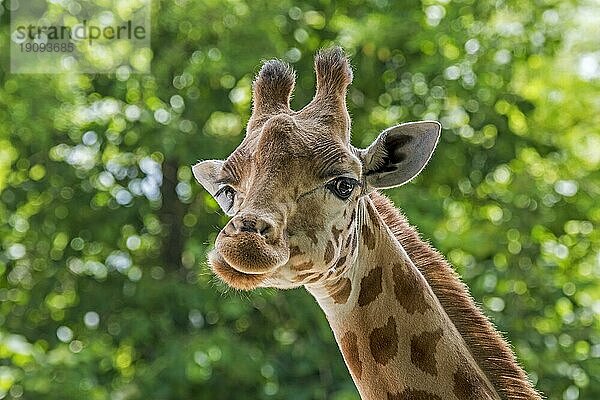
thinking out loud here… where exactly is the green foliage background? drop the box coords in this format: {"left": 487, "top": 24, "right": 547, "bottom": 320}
{"left": 1, "top": 0, "right": 599, "bottom": 399}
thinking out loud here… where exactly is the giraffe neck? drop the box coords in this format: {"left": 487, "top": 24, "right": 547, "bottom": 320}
{"left": 306, "top": 196, "right": 501, "bottom": 400}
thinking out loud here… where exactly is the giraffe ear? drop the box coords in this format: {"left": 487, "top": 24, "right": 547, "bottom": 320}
{"left": 360, "top": 121, "right": 441, "bottom": 189}
{"left": 192, "top": 160, "right": 237, "bottom": 215}
{"left": 192, "top": 160, "right": 224, "bottom": 196}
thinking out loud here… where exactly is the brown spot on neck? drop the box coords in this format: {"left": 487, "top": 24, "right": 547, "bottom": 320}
{"left": 453, "top": 361, "right": 495, "bottom": 400}
{"left": 361, "top": 224, "right": 376, "bottom": 250}
{"left": 366, "top": 201, "right": 380, "bottom": 227}
{"left": 357, "top": 265, "right": 383, "bottom": 307}
{"left": 326, "top": 277, "right": 352, "bottom": 304}
{"left": 335, "top": 255, "right": 347, "bottom": 269}
{"left": 347, "top": 208, "right": 356, "bottom": 230}
{"left": 391, "top": 261, "right": 432, "bottom": 314}
{"left": 344, "top": 231, "right": 353, "bottom": 247}
{"left": 324, "top": 240, "right": 335, "bottom": 264}
{"left": 331, "top": 225, "right": 343, "bottom": 244}
{"left": 368, "top": 316, "right": 398, "bottom": 365}
{"left": 387, "top": 389, "right": 442, "bottom": 400}
{"left": 410, "top": 328, "right": 443, "bottom": 375}
{"left": 340, "top": 331, "right": 362, "bottom": 380}
{"left": 350, "top": 231, "right": 358, "bottom": 254}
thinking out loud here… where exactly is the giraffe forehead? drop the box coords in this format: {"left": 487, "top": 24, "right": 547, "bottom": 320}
{"left": 226, "top": 121, "right": 360, "bottom": 184}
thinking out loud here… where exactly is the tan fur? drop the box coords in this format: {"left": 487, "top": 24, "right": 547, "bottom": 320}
{"left": 370, "top": 191, "right": 541, "bottom": 400}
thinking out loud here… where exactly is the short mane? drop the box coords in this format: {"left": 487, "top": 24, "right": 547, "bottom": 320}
{"left": 370, "top": 191, "right": 541, "bottom": 400}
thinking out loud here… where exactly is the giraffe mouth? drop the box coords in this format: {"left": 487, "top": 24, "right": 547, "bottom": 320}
{"left": 208, "top": 250, "right": 269, "bottom": 290}
{"left": 215, "top": 231, "right": 290, "bottom": 275}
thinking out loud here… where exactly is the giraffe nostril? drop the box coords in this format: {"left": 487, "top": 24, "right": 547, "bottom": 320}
{"left": 255, "top": 219, "right": 272, "bottom": 236}
{"left": 229, "top": 215, "right": 274, "bottom": 238}
{"left": 240, "top": 220, "right": 258, "bottom": 233}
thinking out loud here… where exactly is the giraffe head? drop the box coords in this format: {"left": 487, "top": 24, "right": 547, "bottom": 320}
{"left": 193, "top": 48, "right": 440, "bottom": 290}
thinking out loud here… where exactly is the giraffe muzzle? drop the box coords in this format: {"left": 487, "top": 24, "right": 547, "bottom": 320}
{"left": 215, "top": 215, "right": 290, "bottom": 276}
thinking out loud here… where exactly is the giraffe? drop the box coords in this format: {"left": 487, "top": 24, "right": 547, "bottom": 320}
{"left": 192, "top": 48, "right": 542, "bottom": 400}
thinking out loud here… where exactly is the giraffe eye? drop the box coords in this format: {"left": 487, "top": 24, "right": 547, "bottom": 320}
{"left": 327, "top": 177, "right": 358, "bottom": 200}
{"left": 215, "top": 185, "right": 236, "bottom": 215}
